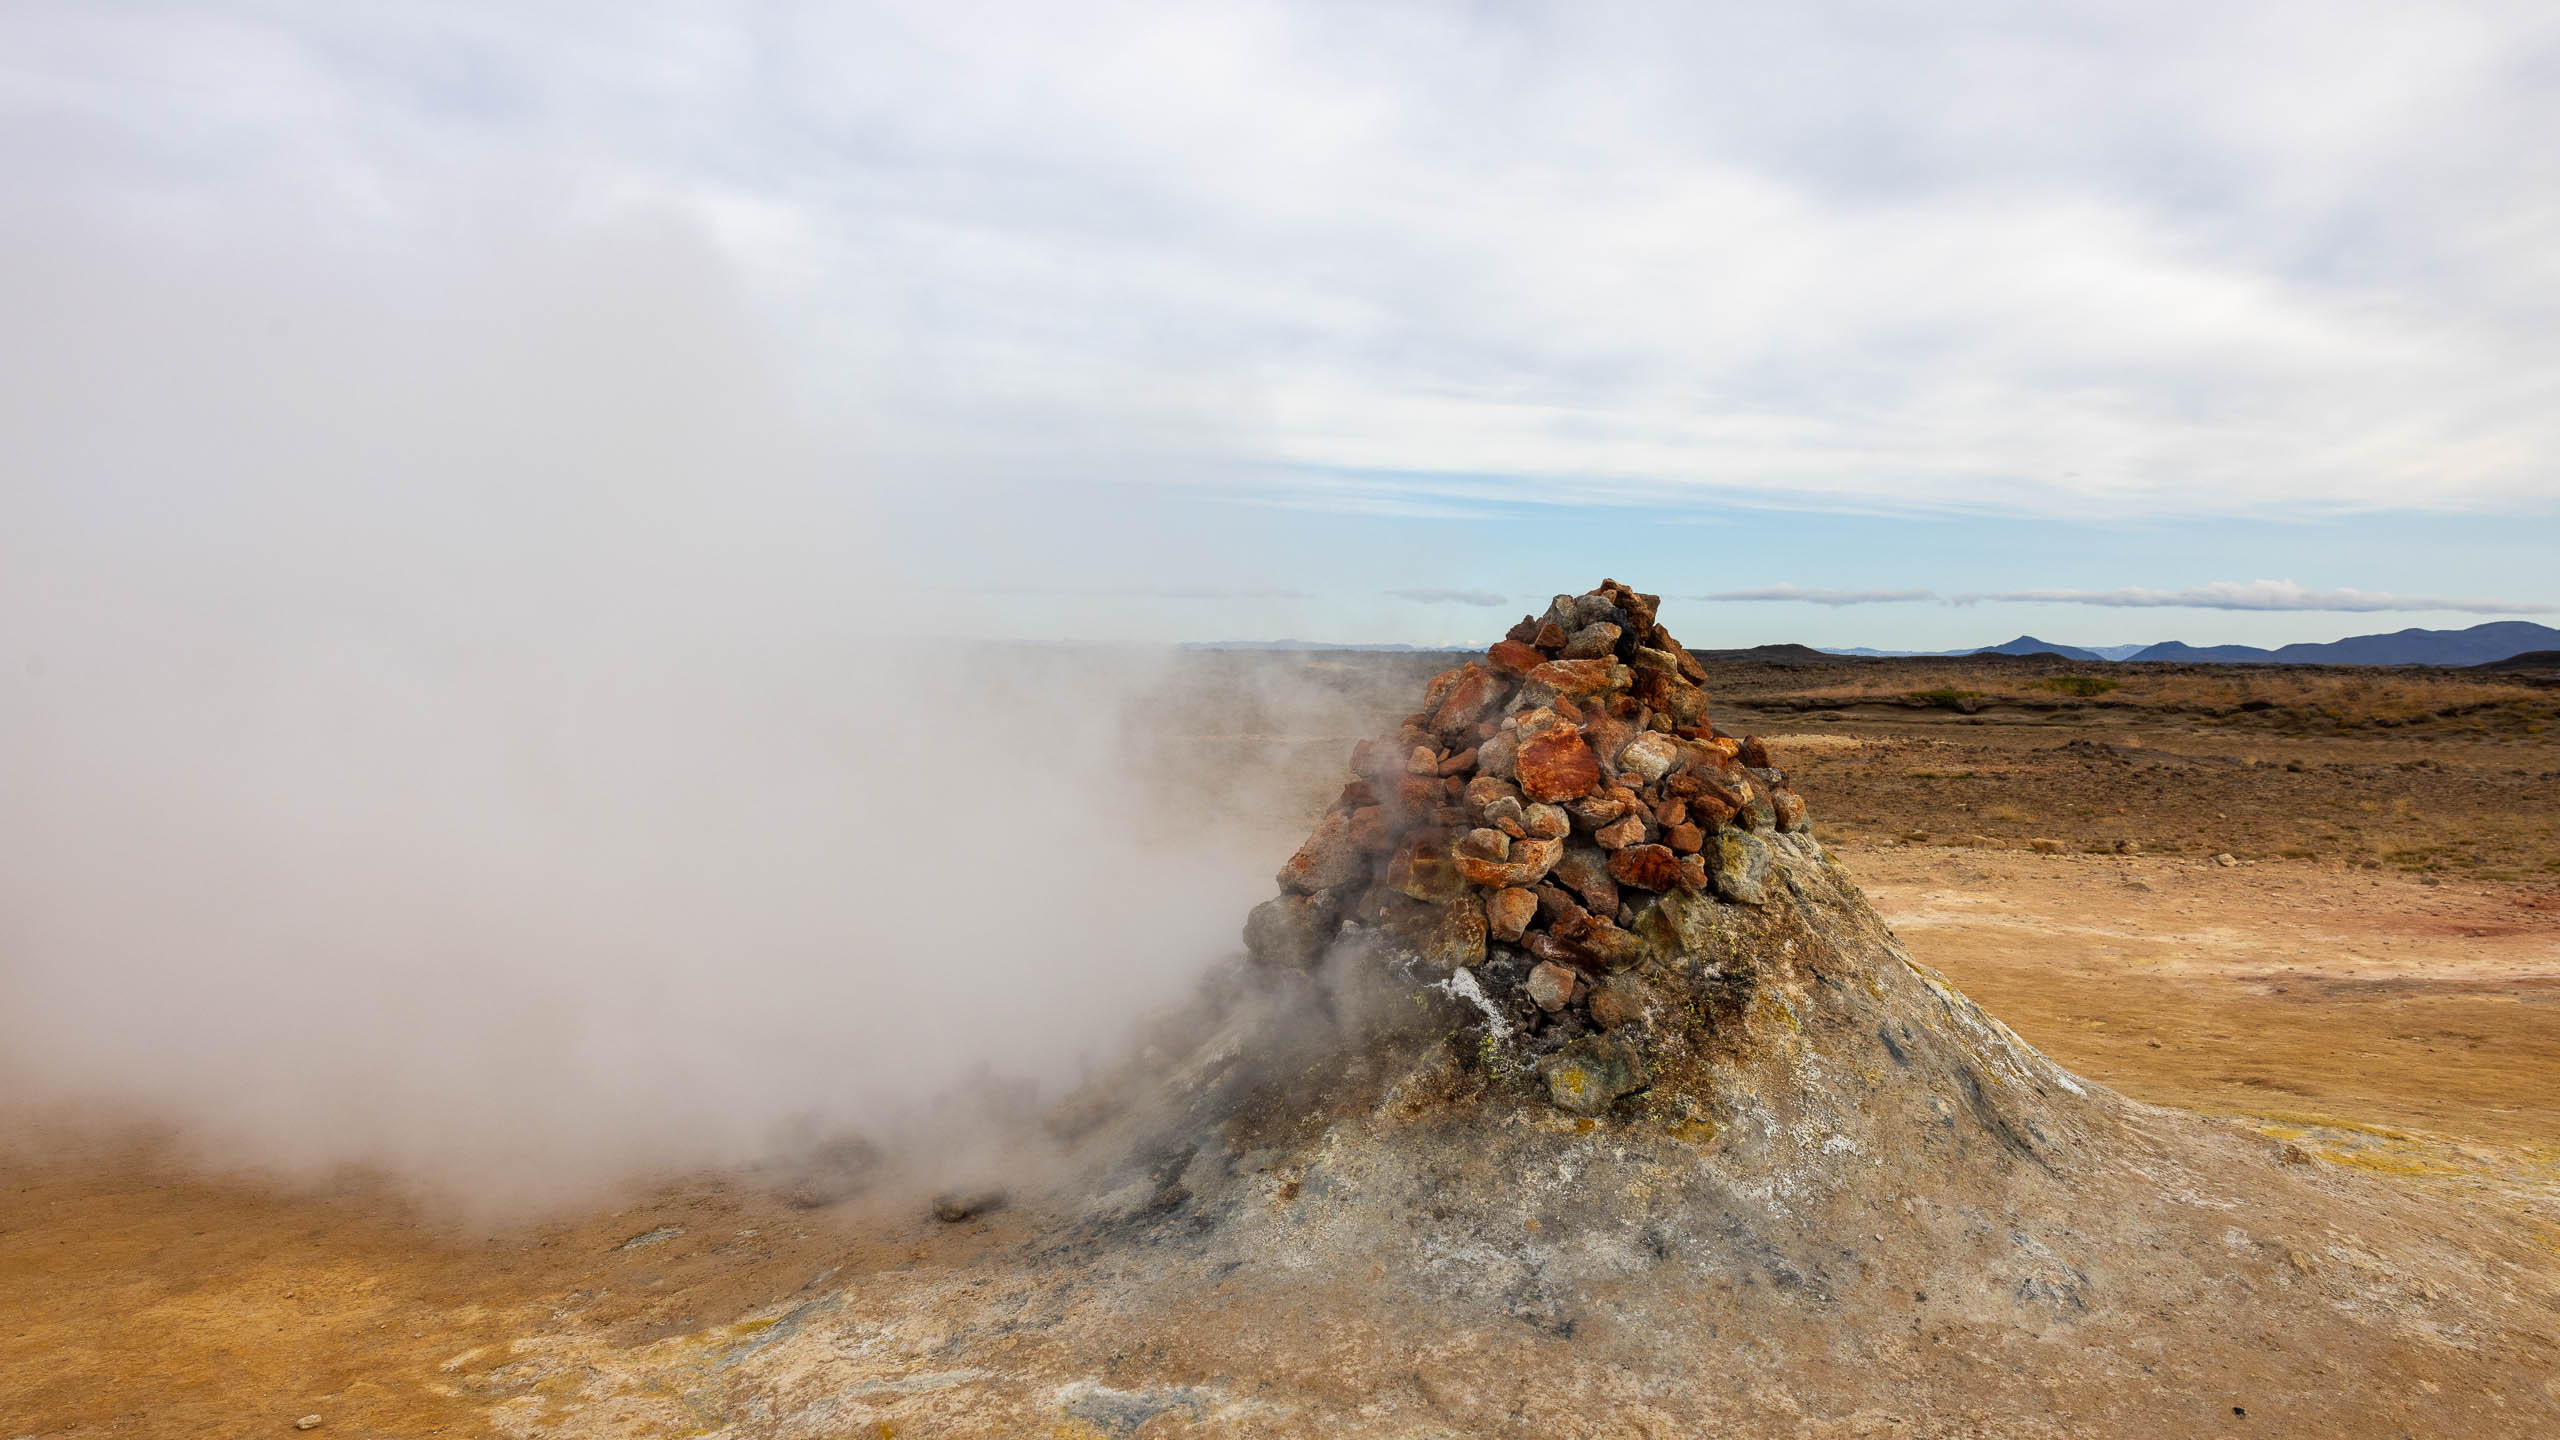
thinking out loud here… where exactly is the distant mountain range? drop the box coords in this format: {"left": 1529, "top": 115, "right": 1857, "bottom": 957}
{"left": 1823, "top": 621, "right": 2560, "bottom": 667}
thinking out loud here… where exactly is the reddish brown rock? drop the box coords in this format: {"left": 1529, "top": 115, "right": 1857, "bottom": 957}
{"left": 1279, "top": 810, "right": 1368, "bottom": 894}
{"left": 1485, "top": 886, "right": 1537, "bottom": 944}
{"left": 1457, "top": 827, "right": 1510, "bottom": 862}
{"left": 1530, "top": 882, "right": 1586, "bottom": 927}
{"left": 1430, "top": 665, "right": 1502, "bottom": 735}
{"left": 1525, "top": 960, "right": 1579, "bottom": 1012}
{"left": 1525, "top": 658, "right": 1617, "bottom": 696}
{"left": 1386, "top": 834, "right": 1469, "bottom": 904}
{"left": 1522, "top": 802, "right": 1570, "bottom": 839}
{"left": 1436, "top": 747, "right": 1479, "bottom": 777}
{"left": 1533, "top": 620, "right": 1568, "bottom": 651}
{"left": 1487, "top": 639, "right": 1544, "bottom": 675}
{"left": 1606, "top": 843, "right": 1683, "bottom": 892}
{"left": 1654, "top": 797, "right": 1688, "bottom": 826}
{"left": 1772, "top": 787, "right": 1807, "bottom": 831}
{"left": 1588, "top": 977, "right": 1649, "bottom": 1030}
{"left": 1675, "top": 852, "right": 1710, "bottom": 892}
{"left": 1505, "top": 615, "right": 1541, "bottom": 644}
{"left": 1356, "top": 888, "right": 1486, "bottom": 971}
{"left": 1452, "top": 836, "right": 1563, "bottom": 889}
{"left": 1463, "top": 774, "right": 1519, "bottom": 822}
{"left": 1594, "top": 813, "right": 1647, "bottom": 851}
{"left": 1524, "top": 930, "right": 1597, "bottom": 972}
{"left": 1347, "top": 805, "right": 1398, "bottom": 853}
{"left": 1514, "top": 728, "right": 1601, "bottom": 803}
{"left": 1420, "top": 666, "right": 1468, "bottom": 717}
{"left": 1739, "top": 735, "right": 1773, "bottom": 769}
{"left": 1665, "top": 821, "right": 1705, "bottom": 853}
{"left": 1566, "top": 795, "right": 1627, "bottom": 830}
{"left": 1579, "top": 713, "right": 1634, "bottom": 771}
{"left": 1555, "top": 913, "right": 1648, "bottom": 969}
{"left": 1551, "top": 844, "right": 1620, "bottom": 915}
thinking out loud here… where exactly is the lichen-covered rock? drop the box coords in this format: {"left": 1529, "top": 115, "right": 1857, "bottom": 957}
{"left": 1541, "top": 1032, "right": 1647, "bottom": 1114}
{"left": 1709, "top": 829, "right": 1775, "bottom": 905}
{"left": 1386, "top": 834, "right": 1470, "bottom": 904}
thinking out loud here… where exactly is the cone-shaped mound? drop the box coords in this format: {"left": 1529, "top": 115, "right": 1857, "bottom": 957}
{"left": 489, "top": 584, "right": 2560, "bottom": 1438}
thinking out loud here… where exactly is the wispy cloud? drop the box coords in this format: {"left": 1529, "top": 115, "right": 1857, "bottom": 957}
{"left": 1691, "top": 586, "right": 1937, "bottom": 606}
{"left": 1386, "top": 588, "right": 1510, "bottom": 606}
{"left": 1955, "top": 581, "right": 2552, "bottom": 614}
{"left": 952, "top": 585, "right": 1314, "bottom": 601}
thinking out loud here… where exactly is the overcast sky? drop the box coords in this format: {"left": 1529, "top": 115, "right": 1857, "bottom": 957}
{"left": 6, "top": 0, "right": 2557, "bottom": 648}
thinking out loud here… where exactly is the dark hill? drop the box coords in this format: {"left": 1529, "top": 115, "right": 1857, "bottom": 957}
{"left": 2132, "top": 620, "right": 2560, "bottom": 666}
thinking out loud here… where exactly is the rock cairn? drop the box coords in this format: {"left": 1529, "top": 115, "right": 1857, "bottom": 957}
{"left": 1246, "top": 580, "right": 1816, "bottom": 1108}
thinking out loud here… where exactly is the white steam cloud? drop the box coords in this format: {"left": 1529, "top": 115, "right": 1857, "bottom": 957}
{"left": 0, "top": 183, "right": 1276, "bottom": 1210}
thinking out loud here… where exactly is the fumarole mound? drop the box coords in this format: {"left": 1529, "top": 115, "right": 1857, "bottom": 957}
{"left": 489, "top": 583, "right": 2560, "bottom": 1439}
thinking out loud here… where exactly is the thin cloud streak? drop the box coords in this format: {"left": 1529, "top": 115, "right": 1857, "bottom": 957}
{"left": 1692, "top": 586, "right": 1938, "bottom": 606}
{"left": 1386, "top": 588, "right": 1511, "bottom": 606}
{"left": 1956, "top": 581, "right": 2552, "bottom": 614}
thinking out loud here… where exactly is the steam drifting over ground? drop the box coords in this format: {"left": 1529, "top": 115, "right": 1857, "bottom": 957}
{"left": 0, "top": 188, "right": 1298, "bottom": 1211}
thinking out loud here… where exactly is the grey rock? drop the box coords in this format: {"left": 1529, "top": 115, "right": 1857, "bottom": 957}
{"left": 1244, "top": 883, "right": 1357, "bottom": 968}
{"left": 1561, "top": 621, "right": 1623, "bottom": 659}
{"left": 1710, "top": 830, "right": 1776, "bottom": 906}
{"left": 1618, "top": 731, "right": 1682, "bottom": 784}
{"left": 1541, "top": 1032, "right": 1648, "bottom": 1114}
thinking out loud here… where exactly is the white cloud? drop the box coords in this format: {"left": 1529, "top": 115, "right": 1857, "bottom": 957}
{"left": 7, "top": 1, "right": 2557, "bottom": 522}
{"left": 1693, "top": 586, "right": 1938, "bottom": 606}
{"left": 1957, "top": 581, "right": 2552, "bottom": 613}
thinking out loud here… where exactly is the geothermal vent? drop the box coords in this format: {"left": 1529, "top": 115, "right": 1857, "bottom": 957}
{"left": 1243, "top": 578, "right": 1824, "bottom": 1116}
{"left": 488, "top": 581, "right": 2559, "bottom": 1437}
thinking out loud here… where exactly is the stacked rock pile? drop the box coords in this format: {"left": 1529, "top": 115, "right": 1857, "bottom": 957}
{"left": 1245, "top": 581, "right": 1818, "bottom": 1100}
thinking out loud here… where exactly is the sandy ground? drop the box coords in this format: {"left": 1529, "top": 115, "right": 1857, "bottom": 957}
{"left": 9, "top": 670, "right": 2560, "bottom": 1437}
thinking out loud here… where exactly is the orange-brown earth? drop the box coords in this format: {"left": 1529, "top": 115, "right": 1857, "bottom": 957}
{"left": 7, "top": 653, "right": 2559, "bottom": 1437}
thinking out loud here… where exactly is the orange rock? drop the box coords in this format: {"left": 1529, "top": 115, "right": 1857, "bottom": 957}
{"left": 1654, "top": 797, "right": 1688, "bottom": 826}
{"left": 1436, "top": 747, "right": 1478, "bottom": 777}
{"left": 1279, "top": 811, "right": 1368, "bottom": 894}
{"left": 1347, "top": 805, "right": 1400, "bottom": 853}
{"left": 1665, "top": 821, "right": 1705, "bottom": 853}
{"left": 1740, "top": 735, "right": 1773, "bottom": 768}
{"left": 1594, "top": 814, "right": 1647, "bottom": 851}
{"left": 1533, "top": 620, "right": 1568, "bottom": 651}
{"left": 1514, "top": 729, "right": 1601, "bottom": 802}
{"left": 1485, "top": 887, "right": 1538, "bottom": 944}
{"left": 1487, "top": 639, "right": 1545, "bottom": 675}
{"left": 1451, "top": 836, "right": 1563, "bottom": 889}
{"left": 1430, "top": 664, "right": 1502, "bottom": 735}
{"left": 1526, "top": 658, "right": 1616, "bottom": 696}
{"left": 1606, "top": 843, "right": 1682, "bottom": 891}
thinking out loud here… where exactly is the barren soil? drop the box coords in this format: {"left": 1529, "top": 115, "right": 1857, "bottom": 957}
{"left": 7, "top": 654, "right": 2560, "bottom": 1437}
